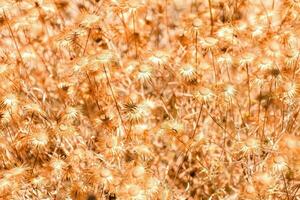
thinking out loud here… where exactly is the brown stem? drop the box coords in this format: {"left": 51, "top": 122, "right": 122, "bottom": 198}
{"left": 132, "top": 11, "right": 138, "bottom": 58}
{"left": 192, "top": 103, "right": 203, "bottom": 138}
{"left": 103, "top": 65, "right": 127, "bottom": 137}
{"left": 292, "top": 51, "right": 300, "bottom": 80}
{"left": 246, "top": 64, "right": 251, "bottom": 116}
{"left": 83, "top": 28, "right": 91, "bottom": 56}
{"left": 195, "top": 31, "right": 198, "bottom": 65}
{"left": 210, "top": 49, "right": 217, "bottom": 82}
{"left": 165, "top": 0, "right": 170, "bottom": 44}
{"left": 258, "top": 85, "right": 262, "bottom": 123}
{"left": 282, "top": 172, "right": 291, "bottom": 200}
{"left": 208, "top": 0, "right": 214, "bottom": 35}
{"left": 3, "top": 12, "right": 25, "bottom": 70}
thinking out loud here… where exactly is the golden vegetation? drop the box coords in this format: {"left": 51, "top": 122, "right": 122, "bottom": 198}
{"left": 0, "top": 0, "right": 299, "bottom": 199}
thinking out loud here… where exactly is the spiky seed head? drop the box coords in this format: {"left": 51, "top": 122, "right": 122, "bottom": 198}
{"left": 162, "top": 120, "right": 184, "bottom": 135}
{"left": 239, "top": 52, "right": 255, "bottom": 66}
{"left": 179, "top": 64, "right": 197, "bottom": 81}
{"left": 266, "top": 40, "right": 281, "bottom": 57}
{"left": 217, "top": 53, "right": 233, "bottom": 66}
{"left": 200, "top": 37, "right": 218, "bottom": 49}
{"left": 100, "top": 168, "right": 110, "bottom": 178}
{"left": 79, "top": 14, "right": 101, "bottom": 29}
{"left": 132, "top": 165, "right": 145, "bottom": 178}
{"left": 94, "top": 50, "right": 118, "bottom": 66}
{"left": 283, "top": 81, "right": 299, "bottom": 100}
{"left": 1, "top": 94, "right": 18, "bottom": 111}
{"left": 30, "top": 130, "right": 49, "bottom": 149}
{"left": 258, "top": 57, "right": 273, "bottom": 71}
{"left": 149, "top": 51, "right": 169, "bottom": 65}
{"left": 132, "top": 144, "right": 153, "bottom": 159}
{"left": 223, "top": 84, "right": 236, "bottom": 102}
{"left": 272, "top": 156, "right": 288, "bottom": 172}
{"left": 194, "top": 87, "right": 215, "bottom": 103}
{"left": 137, "top": 64, "right": 153, "bottom": 83}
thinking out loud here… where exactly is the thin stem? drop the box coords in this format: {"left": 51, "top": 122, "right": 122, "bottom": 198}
{"left": 165, "top": 0, "right": 170, "bottom": 44}
{"left": 246, "top": 64, "right": 251, "bottom": 116}
{"left": 149, "top": 78, "right": 174, "bottom": 120}
{"left": 278, "top": 5, "right": 293, "bottom": 32}
{"left": 3, "top": 11, "right": 25, "bottom": 68}
{"left": 192, "top": 103, "right": 203, "bottom": 138}
{"left": 282, "top": 172, "right": 291, "bottom": 200}
{"left": 226, "top": 65, "right": 231, "bottom": 82}
{"left": 292, "top": 51, "right": 300, "bottom": 80}
{"left": 210, "top": 49, "right": 217, "bottom": 82}
{"left": 117, "top": 12, "right": 130, "bottom": 50}
{"left": 132, "top": 11, "right": 138, "bottom": 58}
{"left": 82, "top": 28, "right": 91, "bottom": 56}
{"left": 281, "top": 103, "right": 285, "bottom": 131}
{"left": 103, "top": 65, "right": 128, "bottom": 137}
{"left": 195, "top": 31, "right": 198, "bottom": 66}
{"left": 208, "top": 0, "right": 214, "bottom": 35}
{"left": 86, "top": 72, "right": 101, "bottom": 112}
{"left": 258, "top": 85, "right": 262, "bottom": 123}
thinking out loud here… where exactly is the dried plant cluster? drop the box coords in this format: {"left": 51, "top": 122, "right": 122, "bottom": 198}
{"left": 0, "top": 0, "right": 300, "bottom": 199}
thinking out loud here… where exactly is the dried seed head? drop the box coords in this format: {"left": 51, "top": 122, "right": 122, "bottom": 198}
{"left": 94, "top": 50, "right": 119, "bottom": 66}
{"left": 24, "top": 103, "right": 47, "bottom": 118}
{"left": 123, "top": 102, "right": 146, "bottom": 123}
{"left": 79, "top": 13, "right": 101, "bottom": 29}
{"left": 241, "top": 137, "right": 260, "bottom": 154}
{"left": 0, "top": 178, "right": 12, "bottom": 193}
{"left": 200, "top": 37, "right": 218, "bottom": 49}
{"left": 283, "top": 81, "right": 299, "bottom": 100}
{"left": 239, "top": 52, "right": 255, "bottom": 66}
{"left": 222, "top": 84, "right": 237, "bottom": 102}
{"left": 132, "top": 144, "right": 153, "bottom": 159}
{"left": 137, "top": 64, "right": 153, "bottom": 83}
{"left": 194, "top": 87, "right": 215, "bottom": 103}
{"left": 272, "top": 156, "right": 288, "bottom": 172}
{"left": 62, "top": 106, "right": 81, "bottom": 122}
{"left": 251, "top": 25, "right": 265, "bottom": 38}
{"left": 192, "top": 18, "right": 202, "bottom": 28}
{"left": 125, "top": 184, "right": 145, "bottom": 199}
{"left": 100, "top": 168, "right": 112, "bottom": 179}
{"left": 30, "top": 130, "right": 49, "bottom": 149}
{"left": 1, "top": 94, "right": 18, "bottom": 111}
{"left": 217, "top": 53, "right": 233, "bottom": 66}
{"left": 162, "top": 120, "right": 185, "bottom": 135}
{"left": 50, "top": 158, "right": 66, "bottom": 173}
{"left": 132, "top": 165, "right": 145, "bottom": 178}
{"left": 266, "top": 40, "right": 281, "bottom": 58}
{"left": 245, "top": 184, "right": 256, "bottom": 194}
{"left": 285, "top": 49, "right": 300, "bottom": 67}
{"left": 4, "top": 166, "right": 28, "bottom": 180}
{"left": 0, "top": 111, "right": 12, "bottom": 124}
{"left": 257, "top": 57, "right": 273, "bottom": 71}
{"left": 145, "top": 177, "right": 160, "bottom": 196}
{"left": 216, "top": 26, "right": 234, "bottom": 42}
{"left": 254, "top": 172, "right": 274, "bottom": 187}
{"left": 179, "top": 64, "right": 197, "bottom": 81}
{"left": 149, "top": 51, "right": 170, "bottom": 65}
{"left": 0, "top": 63, "right": 10, "bottom": 77}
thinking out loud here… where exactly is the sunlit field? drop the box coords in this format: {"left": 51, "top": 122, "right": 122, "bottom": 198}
{"left": 0, "top": 0, "right": 299, "bottom": 199}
